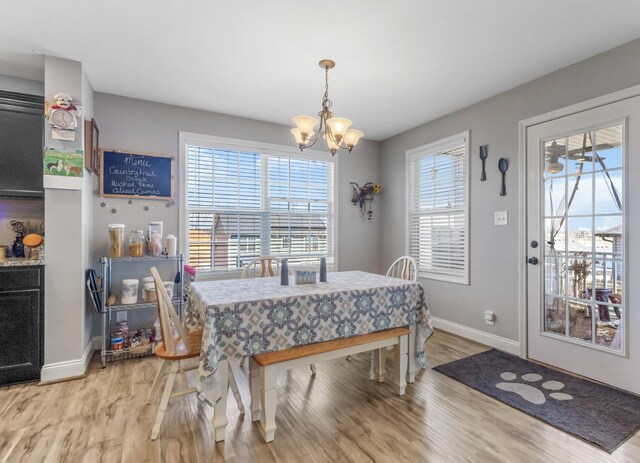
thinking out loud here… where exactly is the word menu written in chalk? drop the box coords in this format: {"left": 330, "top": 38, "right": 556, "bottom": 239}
{"left": 100, "top": 150, "right": 174, "bottom": 199}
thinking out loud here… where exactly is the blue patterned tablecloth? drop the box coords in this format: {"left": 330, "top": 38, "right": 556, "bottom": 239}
{"left": 185, "top": 271, "right": 433, "bottom": 404}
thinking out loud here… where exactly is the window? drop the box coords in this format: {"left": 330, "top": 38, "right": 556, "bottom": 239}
{"left": 181, "top": 134, "right": 335, "bottom": 274}
{"left": 407, "top": 131, "right": 469, "bottom": 284}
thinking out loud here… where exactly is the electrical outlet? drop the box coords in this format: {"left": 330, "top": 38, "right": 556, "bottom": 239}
{"left": 484, "top": 310, "right": 495, "bottom": 326}
{"left": 494, "top": 211, "right": 508, "bottom": 226}
{"left": 116, "top": 311, "right": 127, "bottom": 322}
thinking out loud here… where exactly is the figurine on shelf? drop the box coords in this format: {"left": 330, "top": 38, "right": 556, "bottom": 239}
{"left": 46, "top": 92, "right": 82, "bottom": 141}
{"left": 9, "top": 220, "right": 26, "bottom": 258}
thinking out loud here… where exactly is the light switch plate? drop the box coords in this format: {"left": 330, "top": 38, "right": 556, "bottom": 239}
{"left": 494, "top": 211, "right": 508, "bottom": 226}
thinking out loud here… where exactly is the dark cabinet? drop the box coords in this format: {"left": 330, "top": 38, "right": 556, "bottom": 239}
{"left": 0, "top": 91, "right": 44, "bottom": 198}
{"left": 0, "top": 266, "right": 44, "bottom": 385}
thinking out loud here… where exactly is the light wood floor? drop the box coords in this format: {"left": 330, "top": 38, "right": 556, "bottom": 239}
{"left": 1, "top": 330, "right": 639, "bottom": 462}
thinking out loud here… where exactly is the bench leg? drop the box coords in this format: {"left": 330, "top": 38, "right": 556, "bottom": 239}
{"left": 395, "top": 335, "right": 408, "bottom": 396}
{"left": 260, "top": 366, "right": 278, "bottom": 442}
{"left": 407, "top": 325, "right": 416, "bottom": 384}
{"left": 369, "top": 348, "right": 387, "bottom": 382}
{"left": 249, "top": 358, "right": 261, "bottom": 422}
{"left": 213, "top": 359, "right": 229, "bottom": 442}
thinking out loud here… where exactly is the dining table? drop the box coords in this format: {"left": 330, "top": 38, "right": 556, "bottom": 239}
{"left": 184, "top": 270, "right": 433, "bottom": 441}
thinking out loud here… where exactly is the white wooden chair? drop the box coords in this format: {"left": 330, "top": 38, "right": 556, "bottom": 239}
{"left": 240, "top": 256, "right": 317, "bottom": 376}
{"left": 370, "top": 256, "right": 418, "bottom": 382}
{"left": 146, "top": 267, "right": 244, "bottom": 440}
{"left": 241, "top": 256, "right": 282, "bottom": 278}
{"left": 386, "top": 256, "right": 418, "bottom": 281}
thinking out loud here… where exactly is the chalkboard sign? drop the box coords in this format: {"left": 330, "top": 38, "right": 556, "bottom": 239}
{"left": 100, "top": 149, "right": 174, "bottom": 200}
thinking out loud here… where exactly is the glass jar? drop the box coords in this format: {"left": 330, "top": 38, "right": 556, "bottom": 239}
{"left": 108, "top": 224, "right": 125, "bottom": 258}
{"left": 129, "top": 230, "right": 145, "bottom": 257}
{"left": 148, "top": 221, "right": 163, "bottom": 256}
{"left": 144, "top": 284, "right": 157, "bottom": 302}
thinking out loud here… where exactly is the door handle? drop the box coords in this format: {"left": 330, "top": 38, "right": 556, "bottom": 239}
{"left": 527, "top": 257, "right": 539, "bottom": 265}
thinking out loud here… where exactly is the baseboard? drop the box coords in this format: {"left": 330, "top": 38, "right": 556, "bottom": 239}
{"left": 431, "top": 317, "right": 520, "bottom": 355}
{"left": 40, "top": 339, "right": 94, "bottom": 383}
{"left": 92, "top": 335, "right": 102, "bottom": 351}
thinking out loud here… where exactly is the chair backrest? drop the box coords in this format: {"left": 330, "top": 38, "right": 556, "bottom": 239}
{"left": 183, "top": 264, "right": 197, "bottom": 301}
{"left": 241, "top": 256, "right": 282, "bottom": 279}
{"left": 151, "top": 267, "right": 191, "bottom": 355}
{"left": 386, "top": 256, "right": 418, "bottom": 281}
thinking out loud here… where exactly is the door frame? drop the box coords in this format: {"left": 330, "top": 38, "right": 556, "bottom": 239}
{"left": 517, "top": 83, "right": 640, "bottom": 359}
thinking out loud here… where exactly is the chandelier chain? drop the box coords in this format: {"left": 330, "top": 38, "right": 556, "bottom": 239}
{"left": 321, "top": 65, "right": 332, "bottom": 111}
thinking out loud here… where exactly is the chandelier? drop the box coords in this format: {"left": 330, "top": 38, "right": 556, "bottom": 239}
{"left": 545, "top": 141, "right": 565, "bottom": 174}
{"left": 291, "top": 59, "right": 364, "bottom": 156}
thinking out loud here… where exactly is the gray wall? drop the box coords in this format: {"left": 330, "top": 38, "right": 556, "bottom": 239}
{"left": 43, "top": 56, "right": 94, "bottom": 370}
{"left": 92, "top": 93, "right": 381, "bottom": 332}
{"left": 380, "top": 38, "right": 640, "bottom": 342}
{"left": 82, "top": 71, "right": 94, "bottom": 349}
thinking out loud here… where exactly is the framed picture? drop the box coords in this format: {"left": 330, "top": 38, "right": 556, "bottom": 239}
{"left": 100, "top": 149, "right": 175, "bottom": 200}
{"left": 84, "top": 118, "right": 100, "bottom": 173}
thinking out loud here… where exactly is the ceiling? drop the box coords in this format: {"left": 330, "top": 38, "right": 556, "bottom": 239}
{"left": 2, "top": 1, "right": 640, "bottom": 140}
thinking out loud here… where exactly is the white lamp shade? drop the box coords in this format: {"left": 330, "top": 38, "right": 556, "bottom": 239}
{"left": 326, "top": 117, "right": 352, "bottom": 140}
{"left": 293, "top": 115, "right": 319, "bottom": 135}
{"left": 291, "top": 128, "right": 314, "bottom": 145}
{"left": 343, "top": 129, "right": 364, "bottom": 148}
{"left": 546, "top": 161, "right": 564, "bottom": 174}
{"left": 324, "top": 134, "right": 340, "bottom": 153}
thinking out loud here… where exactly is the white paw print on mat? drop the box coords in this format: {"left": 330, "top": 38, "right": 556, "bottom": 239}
{"left": 496, "top": 372, "right": 573, "bottom": 405}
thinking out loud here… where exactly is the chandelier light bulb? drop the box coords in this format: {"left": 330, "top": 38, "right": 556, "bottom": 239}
{"left": 324, "top": 134, "right": 340, "bottom": 155}
{"left": 291, "top": 128, "right": 314, "bottom": 146}
{"left": 293, "top": 115, "right": 319, "bottom": 136}
{"left": 343, "top": 129, "right": 364, "bottom": 151}
{"left": 326, "top": 117, "right": 352, "bottom": 144}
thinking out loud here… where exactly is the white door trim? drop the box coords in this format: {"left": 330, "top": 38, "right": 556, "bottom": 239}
{"left": 517, "top": 83, "right": 640, "bottom": 359}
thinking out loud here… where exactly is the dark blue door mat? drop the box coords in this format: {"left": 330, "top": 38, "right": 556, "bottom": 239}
{"left": 433, "top": 349, "right": 640, "bottom": 453}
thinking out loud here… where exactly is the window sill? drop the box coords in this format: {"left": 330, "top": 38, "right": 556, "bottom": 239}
{"left": 418, "top": 272, "right": 469, "bottom": 286}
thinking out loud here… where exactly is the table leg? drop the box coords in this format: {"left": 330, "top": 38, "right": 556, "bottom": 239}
{"left": 249, "top": 358, "right": 261, "bottom": 422}
{"left": 395, "top": 335, "right": 408, "bottom": 396}
{"left": 213, "top": 359, "right": 229, "bottom": 442}
{"left": 260, "top": 366, "right": 278, "bottom": 442}
{"left": 369, "top": 348, "right": 386, "bottom": 382}
{"left": 407, "top": 325, "right": 416, "bottom": 384}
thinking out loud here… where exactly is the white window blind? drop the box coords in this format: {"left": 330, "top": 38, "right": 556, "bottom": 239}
{"left": 185, "top": 139, "right": 335, "bottom": 273}
{"left": 407, "top": 132, "right": 469, "bottom": 284}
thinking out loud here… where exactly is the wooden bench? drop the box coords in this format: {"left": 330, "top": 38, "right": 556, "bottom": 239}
{"left": 249, "top": 326, "right": 411, "bottom": 442}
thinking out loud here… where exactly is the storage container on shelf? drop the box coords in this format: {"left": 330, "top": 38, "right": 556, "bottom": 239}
{"left": 121, "top": 279, "right": 139, "bottom": 304}
{"left": 108, "top": 224, "right": 125, "bottom": 258}
{"left": 148, "top": 221, "right": 163, "bottom": 256}
{"left": 144, "top": 283, "right": 156, "bottom": 302}
{"left": 129, "top": 230, "right": 145, "bottom": 257}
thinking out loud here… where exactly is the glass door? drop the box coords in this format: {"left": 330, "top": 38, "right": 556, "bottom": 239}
{"left": 526, "top": 95, "right": 640, "bottom": 394}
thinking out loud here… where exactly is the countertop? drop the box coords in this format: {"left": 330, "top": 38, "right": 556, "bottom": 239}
{"left": 0, "top": 258, "right": 45, "bottom": 267}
